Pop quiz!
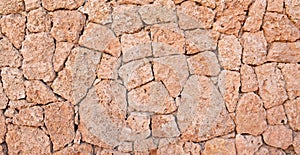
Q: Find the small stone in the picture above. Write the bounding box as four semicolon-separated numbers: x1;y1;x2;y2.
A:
218;35;242;71
79;23;121;57
52;47;101;105
138;3;177;25
243;0;266;32
0;110;6;143
285;0;300;29
53;42;74;72
202;138;236;155
0;0;24;14
284;98;300;130
8;100;36;110
24;0;41;11
0;37;22;68
185;29;218;54
9;106;44;127
177;75;234;142
79;0;112;24
177;1;215;29
118;59;153;90
152;115;179;138
218;70;240;113
133;137;157;152
262;125;293;149
118;0;154;5
42;0;84;11
27;8;51;33
118;142;133;153
121;30;152;62
236;93;267;135
263;12;300;43
254;145;285;155
120;112;150;141
51;10;85;43
267;41;300;63
280;64;300;99
255;63;288;109
240;64;259;92
183;142;201;155
0;82;8;109
191;0;215;8
53;143;94;155
266;105;287;125
1;67;25;100
44;102;75;151
241;31;267;65
294;132;300;154
153;55;189;97
1;14;26;49
112;5;143;36
25;80;58;104
21;32;55;82
150;23;185;56
187;51;220;76
97;54;121;80
157;141;185;155
6;125;51;154
235;134;262;155
267;0;283;12
128;81;176;114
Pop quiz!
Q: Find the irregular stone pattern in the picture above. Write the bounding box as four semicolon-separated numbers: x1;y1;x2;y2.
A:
0;1;299;154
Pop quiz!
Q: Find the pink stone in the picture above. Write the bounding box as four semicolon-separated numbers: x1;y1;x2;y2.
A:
53;42;74;72
0;111;6;143
187;51;220;76
0;0;24;14
235;134;263;155
294;132;300;154
79;0;112;24
97;54;121;80
280;63;300;99
185;29;218;54
27;8;51;33
243;0;266;32
0;81;8;109
284;98;300;130
7;106;44;127
0;37;22;68
42;0;84;11
267;41;300;63
152;115;180;138
262;125;293;149
202;138;236;155
1;67;25;100
266;105;287;125
267;0;283;13
240;64;259;92
25;80;58;104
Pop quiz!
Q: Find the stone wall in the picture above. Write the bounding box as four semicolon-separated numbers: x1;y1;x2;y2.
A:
0;0;300;154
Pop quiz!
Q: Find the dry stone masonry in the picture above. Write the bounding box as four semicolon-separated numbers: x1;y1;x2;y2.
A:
0;0;300;154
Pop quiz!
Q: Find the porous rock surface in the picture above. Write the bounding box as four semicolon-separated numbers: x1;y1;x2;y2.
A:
0;0;299;154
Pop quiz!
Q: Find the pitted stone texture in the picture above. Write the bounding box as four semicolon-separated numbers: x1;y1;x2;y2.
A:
27;8;51;33
79;81;126;148
0;82;8;109
51;10;85;43
187;51;220;76
263;12;300;43
235;134;263;155
0;37;22;68
191;0;216;8
254;145;286;155
52;47;101;105
241;31;267;65
121;31;152;62
0;111;6;143
54;143;94;155
267;0;283;12
157;141;201;155
120;112;150;141
150;23;185;56
42;0;84;11
153;55;189;97
24;0;41;11
280;64;300;99
177;1;215;29
185;29;218;54
284;98;300;130
0;0;24;14
133;137;157;152
152;115;180;138
202;138;236;155
112;5;143;36
21;32;55;82
267;41;300;63
53;42;74;72
218;70;240;113
243;0;266;32
1;14;26;49
218;35;242;71
1;67;25;100
6;125;51;154
8;100;36;110
266;105;287;125
255;63;288;109
139;3;176;25
6;106;44;127
286;0;300;29
177;75;234;142
128;82;176;114
79;0;112;24
262;125;293;149
240;64;259;92
236;93;267;135
119;59;153;90
118;0;154;5
44;102;75;151
97;54;121;80
25;80;58;104
294;132;300;154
